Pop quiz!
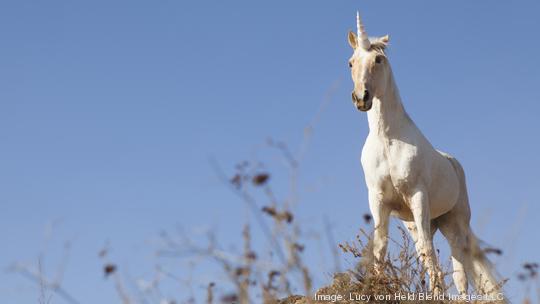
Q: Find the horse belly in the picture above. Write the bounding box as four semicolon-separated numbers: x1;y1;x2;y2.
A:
427;156;460;219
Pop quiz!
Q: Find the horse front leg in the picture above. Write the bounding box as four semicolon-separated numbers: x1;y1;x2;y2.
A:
368;191;391;272
410;188;443;295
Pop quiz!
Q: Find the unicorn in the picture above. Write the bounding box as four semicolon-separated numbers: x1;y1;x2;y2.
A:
348;12;503;298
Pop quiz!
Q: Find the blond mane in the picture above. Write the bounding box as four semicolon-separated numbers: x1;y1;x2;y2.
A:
369;37;388;54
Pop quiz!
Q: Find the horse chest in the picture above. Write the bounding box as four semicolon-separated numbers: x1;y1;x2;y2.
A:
361;137;421;196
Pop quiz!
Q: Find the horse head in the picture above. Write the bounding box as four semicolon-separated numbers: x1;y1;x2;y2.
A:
348;12;391;112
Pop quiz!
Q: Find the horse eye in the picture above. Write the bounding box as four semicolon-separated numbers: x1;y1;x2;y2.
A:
375;56;383;64
348;62;353;68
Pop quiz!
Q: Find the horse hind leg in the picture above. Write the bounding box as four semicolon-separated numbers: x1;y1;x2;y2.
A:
438;213;502;299
440;155;504;299
451;256;468;295
437;216;469;295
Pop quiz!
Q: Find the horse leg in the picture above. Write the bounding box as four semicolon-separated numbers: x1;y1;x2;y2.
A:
403;220;442;290
438;216;502;299
368;191;391;271
436;214;469;296
409;188;443;295
402;220;419;244
435;165;502;298
402;220;438;244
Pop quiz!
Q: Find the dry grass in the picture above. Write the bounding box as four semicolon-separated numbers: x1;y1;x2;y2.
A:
163;155;512;304
9;145;539;304
9;144;539;304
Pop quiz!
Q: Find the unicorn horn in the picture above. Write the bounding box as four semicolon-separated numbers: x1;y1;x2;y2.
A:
356;11;370;50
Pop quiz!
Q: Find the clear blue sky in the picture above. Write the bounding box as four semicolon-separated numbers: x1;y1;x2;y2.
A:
1;0;539;302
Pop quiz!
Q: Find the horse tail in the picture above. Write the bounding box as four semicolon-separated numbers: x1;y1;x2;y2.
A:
466;231;504;298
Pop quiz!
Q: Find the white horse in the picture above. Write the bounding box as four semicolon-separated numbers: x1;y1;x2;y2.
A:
348;12;503;298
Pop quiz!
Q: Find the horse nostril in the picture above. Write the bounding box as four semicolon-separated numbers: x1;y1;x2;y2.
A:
352;91;358;102
363;90;370;102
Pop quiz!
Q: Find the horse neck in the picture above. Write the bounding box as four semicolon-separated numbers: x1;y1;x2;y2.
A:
367;69;410;137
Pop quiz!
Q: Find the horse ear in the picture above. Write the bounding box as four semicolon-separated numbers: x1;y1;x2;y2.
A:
348;31;358;49
371;35;390;50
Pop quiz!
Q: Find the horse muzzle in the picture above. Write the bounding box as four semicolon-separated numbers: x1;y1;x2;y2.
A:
352;90;372;112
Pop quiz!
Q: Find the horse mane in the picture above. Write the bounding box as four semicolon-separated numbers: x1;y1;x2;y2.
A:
369;37;388;54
